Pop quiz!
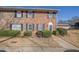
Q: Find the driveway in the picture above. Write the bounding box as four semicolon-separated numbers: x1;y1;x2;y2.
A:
53;35;79;49
0;36;79;52
0;37;64;52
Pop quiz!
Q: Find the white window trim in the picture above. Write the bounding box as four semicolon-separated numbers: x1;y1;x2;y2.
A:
28;24;34;31
27;11;34;18
48;22;53;31
37;24;44;31
11;24;22;30
16;11;22;18
48;12;53;20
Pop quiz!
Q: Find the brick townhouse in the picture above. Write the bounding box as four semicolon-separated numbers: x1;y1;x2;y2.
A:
0;8;58;33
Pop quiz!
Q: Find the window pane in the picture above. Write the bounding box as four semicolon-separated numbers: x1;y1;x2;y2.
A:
28;24;33;31
27;11;34;18
48;12;53;20
12;24;21;30
16;11;22;17
38;24;44;31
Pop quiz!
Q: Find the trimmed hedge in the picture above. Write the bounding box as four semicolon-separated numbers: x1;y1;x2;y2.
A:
42;30;52;38
56;28;67;36
36;30;52;38
24;31;32;37
0;30;20;36
52;28;67;36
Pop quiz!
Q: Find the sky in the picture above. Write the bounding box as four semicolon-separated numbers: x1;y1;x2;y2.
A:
0;6;79;22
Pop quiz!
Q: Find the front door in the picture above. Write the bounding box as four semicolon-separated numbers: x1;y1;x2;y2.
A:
48;22;53;31
49;25;53;31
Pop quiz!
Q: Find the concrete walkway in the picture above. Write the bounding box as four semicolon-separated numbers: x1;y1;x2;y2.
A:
53;35;79;49
0;36;79;52
0;47;66;52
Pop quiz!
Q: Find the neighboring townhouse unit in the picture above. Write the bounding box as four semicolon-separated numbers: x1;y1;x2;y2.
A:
57;24;70;29
0;8;58;33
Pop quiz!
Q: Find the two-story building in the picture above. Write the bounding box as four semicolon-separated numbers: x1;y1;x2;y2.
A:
0;8;58;33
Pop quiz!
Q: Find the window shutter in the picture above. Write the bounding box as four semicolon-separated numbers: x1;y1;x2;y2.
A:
10;24;12;30
36;24;38;31
32;24;34;30
21;24;23;31
32;11;34;18
26;24;28;30
43;24;45;30
15;11;17;18
47;12;49;19
21;11;23;17
26;11;28;18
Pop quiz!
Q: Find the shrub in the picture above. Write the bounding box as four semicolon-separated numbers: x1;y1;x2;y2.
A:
36;31;43;37
42;30;52;38
24;31;32;37
52;31;57;35
0;30;20;36
52;30;60;35
56;28;67;36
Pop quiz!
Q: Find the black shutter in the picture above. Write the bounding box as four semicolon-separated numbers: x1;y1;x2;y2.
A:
32;11;34;18
43;24;45;30
32;24;34;30
15;11;17;18
26;11;28;18
21;24;23;31
47;12;49;19
37;24;38;31
26;24;28;30
21;11;23;17
10;24;12;30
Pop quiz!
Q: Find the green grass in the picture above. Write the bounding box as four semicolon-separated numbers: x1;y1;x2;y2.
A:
0;30;20;36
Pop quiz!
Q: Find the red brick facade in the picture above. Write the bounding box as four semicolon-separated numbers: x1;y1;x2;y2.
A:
0;8;58;32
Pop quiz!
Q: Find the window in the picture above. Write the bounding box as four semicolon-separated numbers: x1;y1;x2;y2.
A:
11;24;22;30
27;11;34;18
15;11;22;18
28;24;34;31
48;12;53;20
37;24;44;31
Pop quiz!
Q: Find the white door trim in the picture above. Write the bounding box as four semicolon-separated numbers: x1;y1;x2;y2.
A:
48;22;53;31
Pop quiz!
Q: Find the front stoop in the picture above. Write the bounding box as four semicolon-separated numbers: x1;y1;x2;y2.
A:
32;31;37;37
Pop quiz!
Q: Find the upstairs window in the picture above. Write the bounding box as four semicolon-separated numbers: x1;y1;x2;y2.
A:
27;11;34;18
48;12;53;20
15;11;23;18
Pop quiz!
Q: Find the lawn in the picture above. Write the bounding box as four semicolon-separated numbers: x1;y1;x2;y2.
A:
60;29;79;48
